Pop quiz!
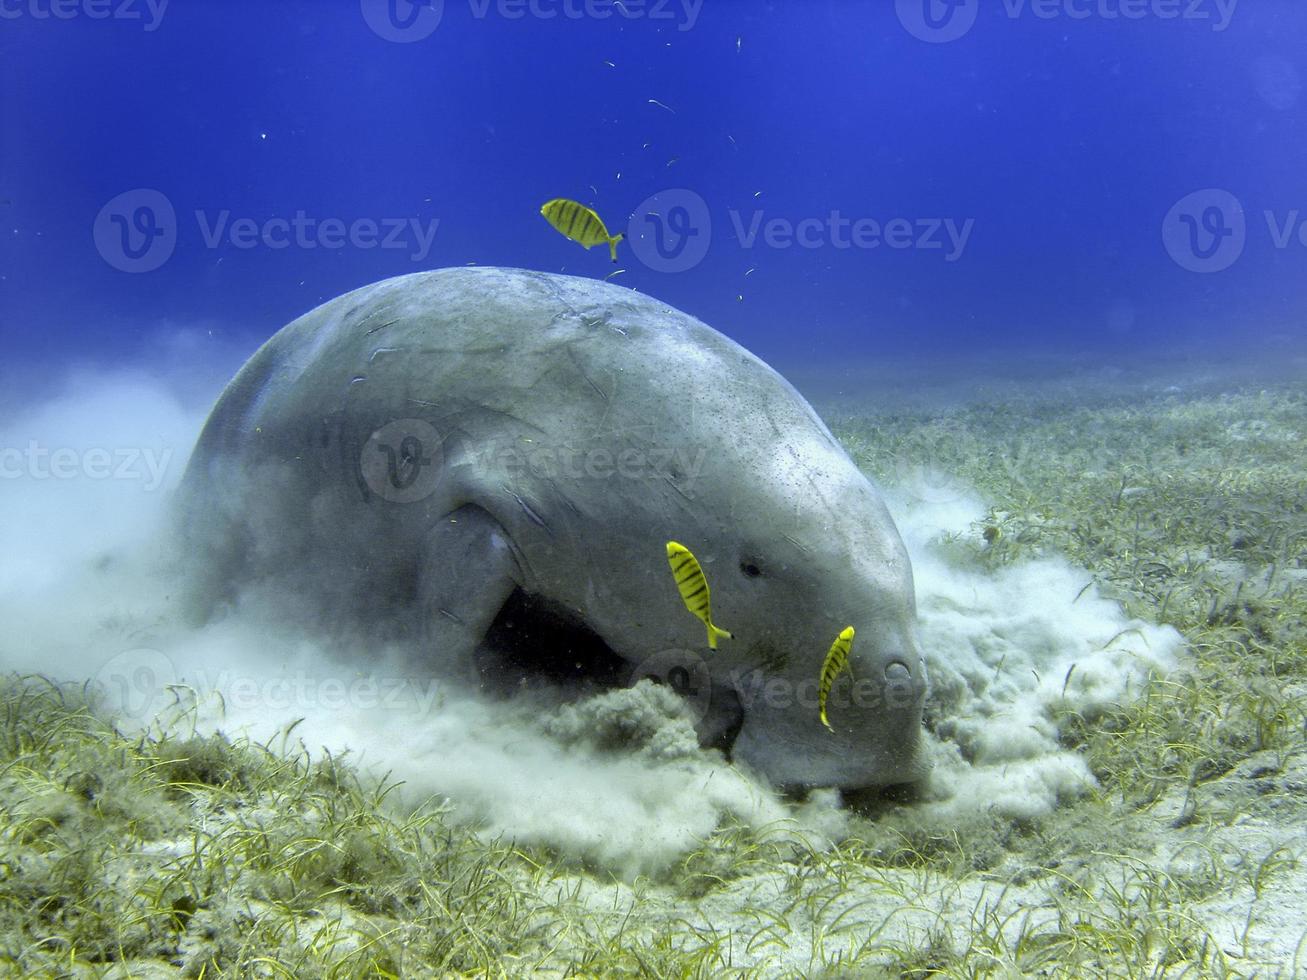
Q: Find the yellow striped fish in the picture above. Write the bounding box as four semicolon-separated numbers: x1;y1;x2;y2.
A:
665;541;733;649
540;198;624;262
818;626;855;731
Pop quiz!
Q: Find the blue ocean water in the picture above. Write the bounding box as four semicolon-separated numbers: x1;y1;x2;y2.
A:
4;10;1307;972
1;0;1304;377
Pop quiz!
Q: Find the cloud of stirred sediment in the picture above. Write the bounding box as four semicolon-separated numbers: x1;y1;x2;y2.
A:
0;360;1180;875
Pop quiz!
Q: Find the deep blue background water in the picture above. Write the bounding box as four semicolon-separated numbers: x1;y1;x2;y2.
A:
2;0;1304;380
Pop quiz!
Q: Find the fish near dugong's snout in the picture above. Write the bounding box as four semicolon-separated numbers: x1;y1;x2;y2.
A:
661;469;929;790
728;569;930;790
177;266;929;791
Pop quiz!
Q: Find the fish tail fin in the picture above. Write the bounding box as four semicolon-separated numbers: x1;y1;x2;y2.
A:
706;623;733;649
608;233;623;263
820;708;833;732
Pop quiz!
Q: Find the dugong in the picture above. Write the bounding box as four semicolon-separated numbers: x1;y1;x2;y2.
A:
178;267;927;789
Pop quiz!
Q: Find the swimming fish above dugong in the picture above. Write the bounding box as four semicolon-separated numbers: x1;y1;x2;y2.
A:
177;267;928;789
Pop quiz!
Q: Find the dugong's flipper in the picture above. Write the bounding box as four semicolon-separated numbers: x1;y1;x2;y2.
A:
417;505;521;685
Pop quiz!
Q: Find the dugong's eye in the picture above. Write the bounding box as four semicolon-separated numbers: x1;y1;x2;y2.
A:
739;559;763;578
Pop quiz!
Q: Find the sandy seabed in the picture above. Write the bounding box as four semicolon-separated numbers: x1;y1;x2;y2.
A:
1;348;1305;977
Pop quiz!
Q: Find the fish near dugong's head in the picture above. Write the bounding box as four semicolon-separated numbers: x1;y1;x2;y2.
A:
705;441;930;794
611;391;929;792
723;472;927;791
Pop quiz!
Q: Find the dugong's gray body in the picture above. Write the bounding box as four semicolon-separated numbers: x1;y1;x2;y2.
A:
180;267;927;789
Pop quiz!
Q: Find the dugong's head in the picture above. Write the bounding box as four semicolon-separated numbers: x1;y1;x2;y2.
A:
551;332;928;791
714;457;928;790
660;427;928;792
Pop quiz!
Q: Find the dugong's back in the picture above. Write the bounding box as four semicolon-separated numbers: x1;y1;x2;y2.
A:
178;266;840;623
186;266;816;463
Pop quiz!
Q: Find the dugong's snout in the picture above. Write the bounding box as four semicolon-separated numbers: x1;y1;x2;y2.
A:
729;642;929;791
